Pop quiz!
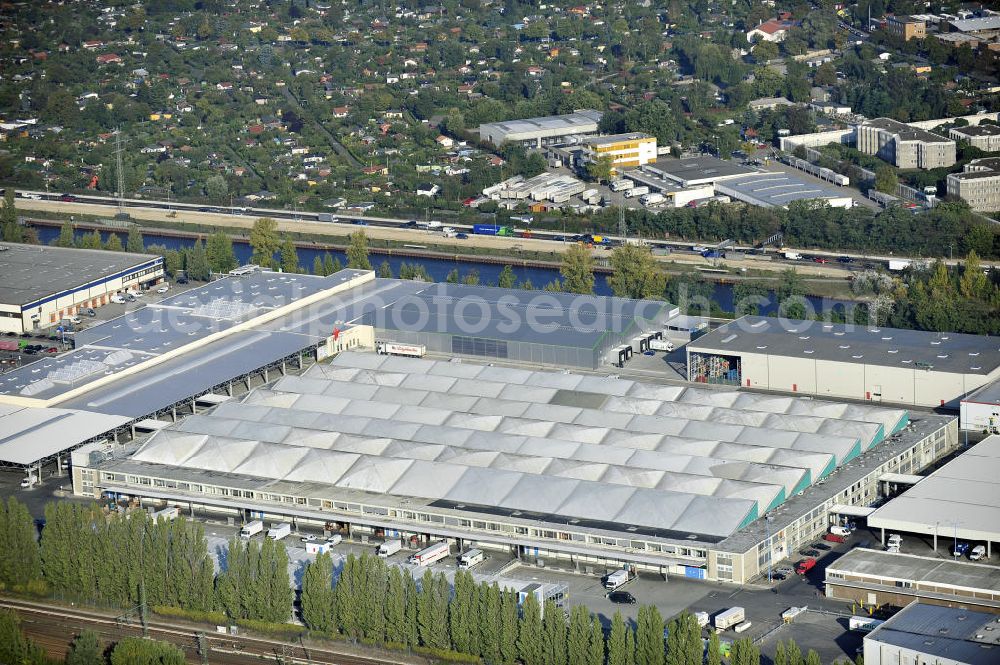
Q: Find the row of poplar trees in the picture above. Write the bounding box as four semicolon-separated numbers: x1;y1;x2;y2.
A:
300;552;760;665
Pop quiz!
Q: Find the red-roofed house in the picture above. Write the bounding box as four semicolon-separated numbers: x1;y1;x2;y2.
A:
95;53;123;65
746;19;798;43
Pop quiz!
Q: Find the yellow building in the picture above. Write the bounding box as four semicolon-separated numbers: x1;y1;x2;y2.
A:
582;133;657;173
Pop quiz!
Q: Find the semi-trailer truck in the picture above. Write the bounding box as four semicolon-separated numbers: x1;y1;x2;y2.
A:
610;179;633;192
409;540;450;566
714;607;746;630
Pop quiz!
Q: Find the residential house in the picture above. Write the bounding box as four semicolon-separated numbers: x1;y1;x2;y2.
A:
416;183;440;197
746;19;798;43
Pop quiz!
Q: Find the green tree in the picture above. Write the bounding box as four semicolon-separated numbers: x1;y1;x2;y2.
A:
730;638;760;665
874;164;898;194
568;605;591;665
217;537;292;623
110;637;185;665
336;554;362;638
324;254;339;276
666;612;702;665
517;593;543;665
66;630;104;665
279;236;299;273
377;260;393;278
104;233;123;252
498;265;516;289
313;255;324;275
346;230;371;270
206;232;237;273
185;241;211;281
56;220;76;247
0;610;47;665
445;268;460;283
706;630;721;665
635;605;664;665
608;611;631;665
609;245;666;299
560;243;595;294
126;226;144;253
479;583;502;663
542;598;567;665
777;269;807;319
1;188;23;242
0;496;41;589
385;565;407;644
588;615;604;665
960;250;989;300
462;269;480;286
403;570;419;647
805;650;822;665
301;552;336;633
499;588;519;664
250;217;280;269
417;568;448;649
786;639;803;665
206;174;228;202
80;230;103;250
163;249;182;277
586;155;615;183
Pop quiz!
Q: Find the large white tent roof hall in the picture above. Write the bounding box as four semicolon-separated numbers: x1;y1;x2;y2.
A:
128;351;914;542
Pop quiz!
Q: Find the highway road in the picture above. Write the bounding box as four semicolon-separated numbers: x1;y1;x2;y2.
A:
8;189;997;272
1;596;424;665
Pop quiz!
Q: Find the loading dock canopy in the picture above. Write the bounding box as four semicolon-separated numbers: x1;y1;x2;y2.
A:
0;405;128;466
829;504;876;518
879;473;923;484
868;435;1000;545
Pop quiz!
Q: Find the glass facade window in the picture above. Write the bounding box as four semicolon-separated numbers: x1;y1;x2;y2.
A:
452;336;509;358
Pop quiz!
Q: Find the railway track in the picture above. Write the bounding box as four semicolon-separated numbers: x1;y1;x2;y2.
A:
1;596;424;665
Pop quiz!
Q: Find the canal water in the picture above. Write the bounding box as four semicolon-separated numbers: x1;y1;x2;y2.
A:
35;227;852;316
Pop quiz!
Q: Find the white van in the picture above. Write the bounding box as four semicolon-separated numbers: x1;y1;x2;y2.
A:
110;294;127;304
887;534;902;545
830;525;851;537
970;545;987;561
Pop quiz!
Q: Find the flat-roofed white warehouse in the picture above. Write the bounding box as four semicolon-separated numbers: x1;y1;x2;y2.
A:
867;434;1000;557
75;350;948;584
687;316;1000;408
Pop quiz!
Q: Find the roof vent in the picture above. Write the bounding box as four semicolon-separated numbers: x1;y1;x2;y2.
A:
971;366;982;371
869;328;881;333
804;350;814;354
931;341;941;345
721;334;737;343
798;336;810;340
756;345;767;350
839;345;850;349
969;352;980;357
888;349;898;354
937;354;949;359
834;332;845;336
852;354;863;359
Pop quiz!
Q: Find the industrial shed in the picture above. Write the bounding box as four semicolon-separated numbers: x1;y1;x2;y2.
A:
364;283;679;369
75;351;947;583
867;435;1000;558
687;316;1000;408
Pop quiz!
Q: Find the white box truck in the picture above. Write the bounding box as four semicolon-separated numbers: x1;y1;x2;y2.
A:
603;568;634;590
267;522;292;540
849;616;885;633
783;251;802;260
640;192;665;206
377;540;403;558
240;520;264;539
888;259;911;271
305;541;333;555
610;179;633;192
625;186;650;198
694;611;710;628
457;548;486;570
714;607;746;630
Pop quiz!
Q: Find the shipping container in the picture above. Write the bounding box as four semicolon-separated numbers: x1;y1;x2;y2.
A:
849;616;885;633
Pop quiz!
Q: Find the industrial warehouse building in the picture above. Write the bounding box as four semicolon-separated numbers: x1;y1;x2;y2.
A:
826;548;1000;614
961;382;1000;433
0;242;164;334
866;435;1000;559
687;316;1000;408
70;349;956;585
864;603;1000;665
714;173;855;209
477;110;603;148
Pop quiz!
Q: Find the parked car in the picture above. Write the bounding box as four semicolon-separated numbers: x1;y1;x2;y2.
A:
837;256;854;264
300;534;318;543
83;308;96;317
175;277;189;284
970;545;987;561
770;572;787;581
607;591;637;604
824;533;846;544
455;233;469;239
813;257;829;264
800;548;820;557
45;347;58;353
60;193;78;202
156;284;170;294
775;565;795;576
813;543;832;551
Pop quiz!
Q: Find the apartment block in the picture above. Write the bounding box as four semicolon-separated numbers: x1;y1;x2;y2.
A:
947;158;1000;212
856;118;956;169
581;133;657;173
885;15;926;41
949;124;1000;152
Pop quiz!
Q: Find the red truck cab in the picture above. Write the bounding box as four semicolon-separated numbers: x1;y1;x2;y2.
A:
795;558;816;575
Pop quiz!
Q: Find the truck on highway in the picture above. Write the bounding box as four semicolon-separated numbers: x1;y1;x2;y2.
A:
624;186;650;198
267;522;292;541
417;220;442;229
377;539;403;558
714;607;746;631
317;213;339;222
784;251;803;260
240;520;264;539
409;540;450;566
639;192;665;206
849;616;885;633
610;179;633;192
472;224;515;237
457;548;486;570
